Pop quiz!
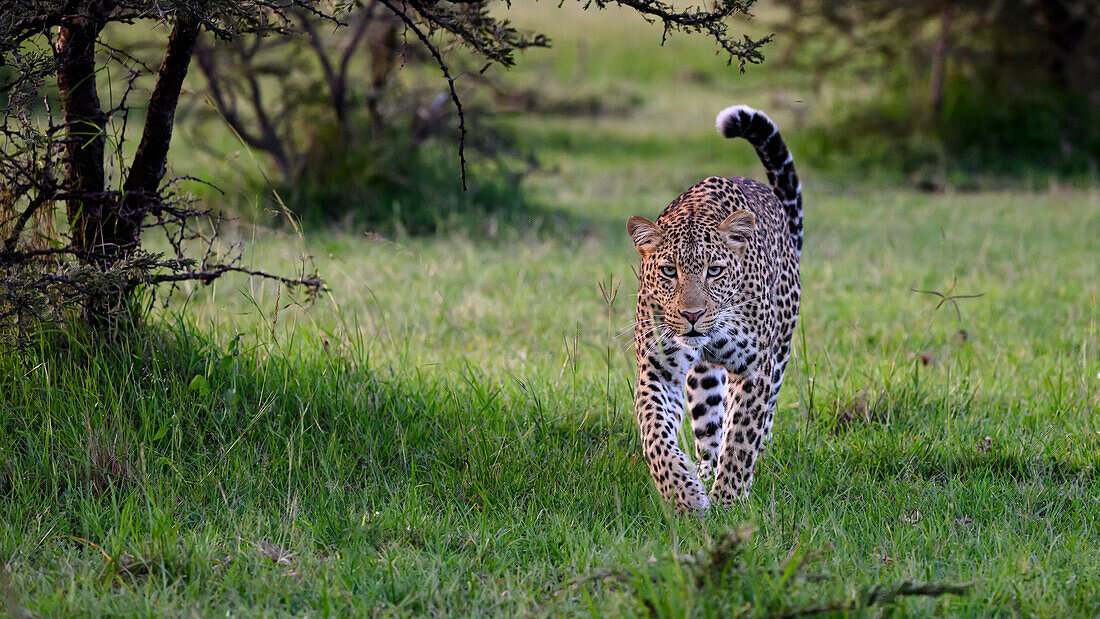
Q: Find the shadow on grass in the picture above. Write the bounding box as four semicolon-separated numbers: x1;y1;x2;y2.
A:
846;449;1098;487
6;324;1095;520
0;321;654;529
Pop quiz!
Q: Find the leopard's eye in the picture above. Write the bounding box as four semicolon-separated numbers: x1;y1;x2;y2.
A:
707;265;725;277
659;265;678;278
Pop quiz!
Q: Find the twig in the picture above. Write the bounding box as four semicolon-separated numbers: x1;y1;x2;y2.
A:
911;279;984;321
66;535;113;562
779;580;976;617
2;191;52;253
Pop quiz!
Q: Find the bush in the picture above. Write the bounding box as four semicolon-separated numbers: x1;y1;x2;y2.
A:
263;117;531;235
798;77;1099;189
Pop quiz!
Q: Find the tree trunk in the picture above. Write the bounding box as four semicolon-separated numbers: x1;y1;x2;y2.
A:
122;15;202;229
1034;0;1089;90
56;4;202;325
366;13;399;140
55;1;114;263
55;1;125;323
928;0;953;119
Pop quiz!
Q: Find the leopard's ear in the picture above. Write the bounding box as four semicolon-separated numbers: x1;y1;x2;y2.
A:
717;210;755;256
627;216;663;256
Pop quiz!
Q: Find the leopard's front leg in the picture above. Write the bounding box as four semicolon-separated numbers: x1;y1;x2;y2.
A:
633;330;708;513
709;367;775;506
685;363;727;483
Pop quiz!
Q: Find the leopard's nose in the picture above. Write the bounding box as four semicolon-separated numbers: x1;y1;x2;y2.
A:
680;309;705;324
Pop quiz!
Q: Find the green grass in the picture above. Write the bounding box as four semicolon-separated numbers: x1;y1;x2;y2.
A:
3;3;1100;616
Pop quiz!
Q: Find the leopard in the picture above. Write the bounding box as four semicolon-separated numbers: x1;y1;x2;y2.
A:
626;104;802;512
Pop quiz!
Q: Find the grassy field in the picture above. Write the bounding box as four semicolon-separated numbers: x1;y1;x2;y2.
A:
3;3;1100;616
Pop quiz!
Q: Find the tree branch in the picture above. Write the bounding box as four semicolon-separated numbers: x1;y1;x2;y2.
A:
377;0;469;190
2;191;53;254
145;264;324;291
193;41;264;149
338;3;377;85
193;39;290;175
124;14;202;217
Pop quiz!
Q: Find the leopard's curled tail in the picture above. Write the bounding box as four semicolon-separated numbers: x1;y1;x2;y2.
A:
716;105;803;256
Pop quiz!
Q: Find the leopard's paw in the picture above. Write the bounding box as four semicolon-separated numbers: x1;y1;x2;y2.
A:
675;485;711;514
708;484;749;508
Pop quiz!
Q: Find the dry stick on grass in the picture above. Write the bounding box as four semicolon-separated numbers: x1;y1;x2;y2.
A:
779;579;978;617
911;279;985;321
564;526;974;615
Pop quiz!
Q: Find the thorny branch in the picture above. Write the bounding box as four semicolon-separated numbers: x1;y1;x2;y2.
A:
599;0;771;70
2;3;327;339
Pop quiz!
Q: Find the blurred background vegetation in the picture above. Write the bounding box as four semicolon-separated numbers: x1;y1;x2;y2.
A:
170;0;1098;234
773;0;1099;188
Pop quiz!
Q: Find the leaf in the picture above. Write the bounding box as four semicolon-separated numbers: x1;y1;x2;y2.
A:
228;333;242;356
189;374;210;395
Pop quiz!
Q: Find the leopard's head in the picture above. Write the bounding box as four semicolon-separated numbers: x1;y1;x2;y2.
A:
627;209;755;348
